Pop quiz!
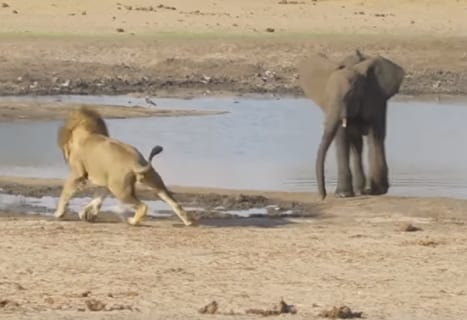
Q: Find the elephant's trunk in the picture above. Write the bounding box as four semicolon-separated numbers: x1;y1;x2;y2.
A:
316;120;340;200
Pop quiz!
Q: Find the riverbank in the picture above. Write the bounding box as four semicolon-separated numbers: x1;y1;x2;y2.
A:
0;0;466;98
0;176;466;319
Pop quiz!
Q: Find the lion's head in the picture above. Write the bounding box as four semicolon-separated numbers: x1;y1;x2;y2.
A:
58;106;109;161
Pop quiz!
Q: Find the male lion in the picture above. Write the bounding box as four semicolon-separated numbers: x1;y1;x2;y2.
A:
54;106;196;226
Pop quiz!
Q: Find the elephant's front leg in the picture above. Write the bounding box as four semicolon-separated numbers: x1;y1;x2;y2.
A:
365;122;389;195
349;129;366;195
334;126;354;197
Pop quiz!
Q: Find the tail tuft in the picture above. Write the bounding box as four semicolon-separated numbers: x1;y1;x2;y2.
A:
148;145;164;162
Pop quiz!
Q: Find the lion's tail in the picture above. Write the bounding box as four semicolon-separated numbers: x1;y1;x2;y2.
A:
134;145;164;175
148;145;164;163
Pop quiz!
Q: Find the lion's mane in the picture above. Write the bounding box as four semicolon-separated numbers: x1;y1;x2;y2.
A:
58;106;109;158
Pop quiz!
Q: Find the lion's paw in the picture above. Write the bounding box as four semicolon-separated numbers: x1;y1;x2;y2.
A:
184;219;198;227
54;210;65;219
78;207;98;222
127;217;139;226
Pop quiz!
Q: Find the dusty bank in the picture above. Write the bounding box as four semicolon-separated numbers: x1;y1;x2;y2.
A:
0;0;466;98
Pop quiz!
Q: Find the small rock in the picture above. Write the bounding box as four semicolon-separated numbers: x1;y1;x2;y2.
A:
1;2;9;8
107;304;134;311
0;299;19;308
12;9;18;14
319;305;363;318
44;297;54;304
246;299;297;316
417;239;439;247
265;27;275;33
85;299;106;312
275;299;297;314
399;223;422;232
199;300;218;314
116;27;125;32
81;11;86;15
201;74;211;84
81;290;91;297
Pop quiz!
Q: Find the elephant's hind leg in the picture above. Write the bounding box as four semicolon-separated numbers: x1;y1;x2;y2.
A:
334;127;355;198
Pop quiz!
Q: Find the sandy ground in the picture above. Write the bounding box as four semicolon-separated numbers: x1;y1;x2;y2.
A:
0;0;466;97
0;177;467;319
1;1;467;319
0;99;226;121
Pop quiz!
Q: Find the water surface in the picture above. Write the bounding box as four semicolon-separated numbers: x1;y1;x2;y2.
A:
0;95;466;199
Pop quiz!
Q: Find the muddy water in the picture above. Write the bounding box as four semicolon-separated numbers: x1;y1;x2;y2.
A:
0;192;283;218
0;95;466;199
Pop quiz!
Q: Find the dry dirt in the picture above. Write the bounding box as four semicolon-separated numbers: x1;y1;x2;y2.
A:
0;0;466;98
0;177;467;319
1;1;467;319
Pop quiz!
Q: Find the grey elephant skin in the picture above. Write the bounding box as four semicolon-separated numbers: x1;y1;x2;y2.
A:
298;50;405;199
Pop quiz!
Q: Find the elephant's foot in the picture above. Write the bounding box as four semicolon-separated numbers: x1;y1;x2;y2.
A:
353;190;364;196
363;184;389;196
334;188;355;198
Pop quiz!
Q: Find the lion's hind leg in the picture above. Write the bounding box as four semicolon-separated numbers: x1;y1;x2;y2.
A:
109;176;148;226
157;190;196;226
139;169;196;226
78;193;106;222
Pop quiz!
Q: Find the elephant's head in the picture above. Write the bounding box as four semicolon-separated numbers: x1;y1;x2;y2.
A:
353;55;406;99
298;50;405;199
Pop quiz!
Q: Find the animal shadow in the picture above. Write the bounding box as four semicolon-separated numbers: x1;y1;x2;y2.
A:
194;216;298;228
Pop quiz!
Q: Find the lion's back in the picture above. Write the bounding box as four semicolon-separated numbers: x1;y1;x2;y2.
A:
82;135;147;173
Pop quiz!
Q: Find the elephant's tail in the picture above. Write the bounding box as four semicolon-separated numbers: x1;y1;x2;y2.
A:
316;118;340;200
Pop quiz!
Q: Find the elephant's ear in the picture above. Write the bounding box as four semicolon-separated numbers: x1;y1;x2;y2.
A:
354;55;405;99
298;53;339;108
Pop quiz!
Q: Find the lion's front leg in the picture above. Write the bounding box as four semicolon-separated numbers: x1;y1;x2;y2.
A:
54;175;86;219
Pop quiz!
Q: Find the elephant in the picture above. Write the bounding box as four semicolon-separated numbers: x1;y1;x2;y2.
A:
298;49;405;199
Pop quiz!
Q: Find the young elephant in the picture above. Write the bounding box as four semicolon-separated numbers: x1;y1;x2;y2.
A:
55;106;196;226
298;50;405;199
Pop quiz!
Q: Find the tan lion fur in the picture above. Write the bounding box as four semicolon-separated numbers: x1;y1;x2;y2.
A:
54;106;195;226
